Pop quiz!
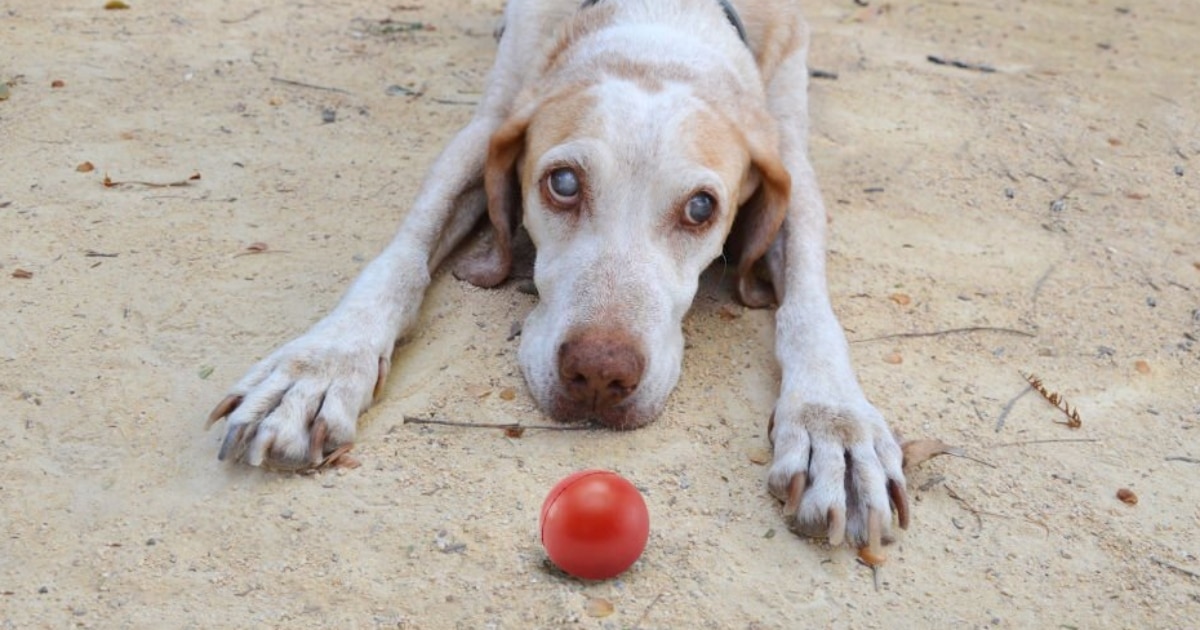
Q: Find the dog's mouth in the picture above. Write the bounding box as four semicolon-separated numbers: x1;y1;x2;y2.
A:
546;393;660;431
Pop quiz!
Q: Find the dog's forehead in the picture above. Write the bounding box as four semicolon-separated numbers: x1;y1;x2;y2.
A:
528;77;747;182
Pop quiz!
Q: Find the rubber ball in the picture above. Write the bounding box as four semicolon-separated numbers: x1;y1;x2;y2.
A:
539;469;650;580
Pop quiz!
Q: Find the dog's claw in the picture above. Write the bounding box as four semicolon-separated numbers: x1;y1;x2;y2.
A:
217;423;246;461
246;433;275;467
308;418;329;465
783;472;805;515
865;507;883;558
373;356;391;402
206;394;242;429
827;507;847;547
888;477;910;530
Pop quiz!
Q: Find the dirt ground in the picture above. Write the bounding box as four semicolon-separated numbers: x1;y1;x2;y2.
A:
2;0;1198;627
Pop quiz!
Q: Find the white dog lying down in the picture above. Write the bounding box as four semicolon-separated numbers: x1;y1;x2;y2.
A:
207;0;909;554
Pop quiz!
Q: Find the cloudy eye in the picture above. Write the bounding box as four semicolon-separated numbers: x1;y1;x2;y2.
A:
546;167;581;207
682;191;716;226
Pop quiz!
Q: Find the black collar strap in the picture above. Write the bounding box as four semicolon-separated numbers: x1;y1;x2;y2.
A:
580;0;749;45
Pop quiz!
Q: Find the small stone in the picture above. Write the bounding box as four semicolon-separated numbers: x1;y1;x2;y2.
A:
1134;360;1150;374
883;352;903;365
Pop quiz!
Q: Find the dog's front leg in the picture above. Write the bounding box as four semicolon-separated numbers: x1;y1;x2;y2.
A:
764;43;909;555
206;115;500;468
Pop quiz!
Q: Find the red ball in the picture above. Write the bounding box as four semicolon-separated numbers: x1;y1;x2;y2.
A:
539;469;650;580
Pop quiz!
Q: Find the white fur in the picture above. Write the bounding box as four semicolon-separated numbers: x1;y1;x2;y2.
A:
211;0;908;550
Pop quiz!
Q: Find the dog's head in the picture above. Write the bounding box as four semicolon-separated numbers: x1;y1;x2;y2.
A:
457;16;790;429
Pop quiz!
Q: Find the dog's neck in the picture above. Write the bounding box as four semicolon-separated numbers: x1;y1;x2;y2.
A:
580;0;748;45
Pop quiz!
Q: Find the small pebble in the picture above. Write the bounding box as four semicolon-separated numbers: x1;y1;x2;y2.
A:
321;108;336;123
1175;165;1184;177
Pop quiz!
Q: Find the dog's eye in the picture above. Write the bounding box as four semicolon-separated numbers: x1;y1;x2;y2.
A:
546;167;581;206
682;192;716;226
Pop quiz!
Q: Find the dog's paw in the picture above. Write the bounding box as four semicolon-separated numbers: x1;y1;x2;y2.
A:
767;401;909;555
206;327;390;469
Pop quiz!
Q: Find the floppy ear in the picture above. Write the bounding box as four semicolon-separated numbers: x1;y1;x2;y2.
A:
730;139;791;308
453;114;529;288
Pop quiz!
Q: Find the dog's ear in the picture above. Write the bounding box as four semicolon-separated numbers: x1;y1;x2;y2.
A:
454;114;529;288
730;136;791;308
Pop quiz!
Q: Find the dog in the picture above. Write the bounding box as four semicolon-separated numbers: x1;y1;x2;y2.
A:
207;0;909;554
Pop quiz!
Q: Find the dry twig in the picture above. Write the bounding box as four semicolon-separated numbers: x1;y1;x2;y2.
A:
103;172;201;188
402;416;594;433
1150;557;1200;580
269;76;350;94
852;326;1035;344
994;387;1032;433
990;438;1099;448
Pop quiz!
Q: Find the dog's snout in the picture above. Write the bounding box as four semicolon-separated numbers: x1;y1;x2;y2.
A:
557;328;646;415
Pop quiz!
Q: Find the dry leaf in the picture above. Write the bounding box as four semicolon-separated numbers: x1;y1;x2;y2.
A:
499;387;517;401
12;269;33;279
245;242;269;252
1134;360;1150;374
76;161;94;173
889;292;912;306
104;0;130;9
465;384;492;399
901;439;963;470
858;545;886;567
1125;192;1148;200
746;447;772;465
1116;488;1138;505
320;444;361;470
503;426;525;438
51;79;65;88
882;352;903;365
585;597;614;618
329;453;361;469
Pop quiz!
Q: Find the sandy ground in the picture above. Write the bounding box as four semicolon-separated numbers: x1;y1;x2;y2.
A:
2;0;1198;627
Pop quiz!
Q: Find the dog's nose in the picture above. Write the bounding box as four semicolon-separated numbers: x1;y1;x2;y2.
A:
558;328;645;412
